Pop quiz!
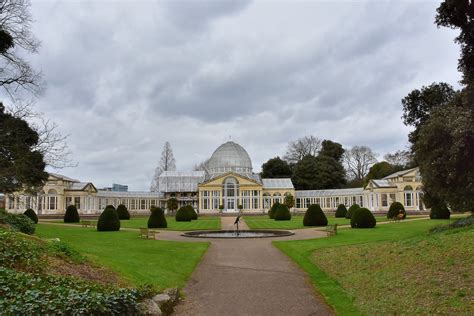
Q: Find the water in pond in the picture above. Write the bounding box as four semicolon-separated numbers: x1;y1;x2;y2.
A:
182;230;294;238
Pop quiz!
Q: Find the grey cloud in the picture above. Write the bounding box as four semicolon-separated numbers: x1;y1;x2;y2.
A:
3;0;460;190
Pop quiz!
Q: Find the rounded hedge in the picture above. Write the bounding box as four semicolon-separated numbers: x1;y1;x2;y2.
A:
351;207;376;228
274;204;291;221
23;208;38;224
175;206;192;222
335;204;347;218
303;204;328;226
148;206;167;228
97;205;120;231
116;204;130;220
430;203;451;219
185;205;198;220
345;203;360;219
64;205;80;223
387;202;406;219
268;202;280;219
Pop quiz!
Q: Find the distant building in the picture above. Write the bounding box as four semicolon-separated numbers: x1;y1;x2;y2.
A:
112;184;128;192
4;141;425;215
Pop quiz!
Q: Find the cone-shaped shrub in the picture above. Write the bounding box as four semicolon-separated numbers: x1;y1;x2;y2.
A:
64;205;80;223
345;203;360;219
335;204;347;218
175;206;192;222
387;202;406;219
268;202;280;219
303;204;328;226
97;205;120;231
148;206;167;228
430;203;451;219
274;204;291;221
116;204;130;220
185;205;198;220
23;208;38;224
351;207;376;228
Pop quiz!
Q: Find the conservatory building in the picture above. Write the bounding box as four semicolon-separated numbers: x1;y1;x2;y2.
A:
5;141;425;215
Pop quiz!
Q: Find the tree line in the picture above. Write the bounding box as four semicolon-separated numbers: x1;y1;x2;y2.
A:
261;135;413;190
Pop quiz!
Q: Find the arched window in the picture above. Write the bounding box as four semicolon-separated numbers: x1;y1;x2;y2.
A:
222;177;239;211
273;192;282;204
404;186;414;207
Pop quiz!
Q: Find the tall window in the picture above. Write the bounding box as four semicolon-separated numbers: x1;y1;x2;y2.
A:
381;194;388;207
252;190;259;209
202;191;210;210
74;197;81;210
212;191;220;209
48;190;58;210
404;186;414;207
263;194;271;209
8;196;14;209
273;193;282;204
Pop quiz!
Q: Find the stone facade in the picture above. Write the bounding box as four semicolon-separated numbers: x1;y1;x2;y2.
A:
5;142;424;215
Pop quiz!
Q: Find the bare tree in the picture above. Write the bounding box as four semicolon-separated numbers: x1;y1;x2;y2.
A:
193;158;210;172
0;0;44;98
344;146;378;181
6;99;74;168
384;150;412;167
284;135;321;164
150;141;176;192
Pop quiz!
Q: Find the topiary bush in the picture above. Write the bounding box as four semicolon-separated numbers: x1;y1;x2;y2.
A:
116;204;130;220
335;204;347;218
346;203;360;219
268;202;280;219
64;205;80;223
351;207;376;228
185;205;198;220
303;204;328;226
148;207;167;228
430;203;451;219
175;206;192;222
274;204;291;221
97;205;120;231
23;209;38;224
387;202;406;219
0;210;35;235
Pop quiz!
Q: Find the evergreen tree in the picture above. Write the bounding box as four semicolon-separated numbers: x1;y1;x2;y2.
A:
261;157;292;178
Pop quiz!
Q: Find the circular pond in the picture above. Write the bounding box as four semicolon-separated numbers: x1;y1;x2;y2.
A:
182;230;294;239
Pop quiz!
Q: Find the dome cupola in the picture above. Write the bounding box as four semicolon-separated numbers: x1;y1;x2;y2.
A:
207;141;252;177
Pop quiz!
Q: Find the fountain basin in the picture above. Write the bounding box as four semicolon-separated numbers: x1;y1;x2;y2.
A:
182;230;294;239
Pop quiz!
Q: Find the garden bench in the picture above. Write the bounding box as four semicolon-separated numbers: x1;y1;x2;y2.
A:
81;220;93;227
139;227;159;239
390;213;404;223
326;224;338;236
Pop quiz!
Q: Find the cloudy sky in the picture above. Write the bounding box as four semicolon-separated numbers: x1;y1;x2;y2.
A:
18;0;462;190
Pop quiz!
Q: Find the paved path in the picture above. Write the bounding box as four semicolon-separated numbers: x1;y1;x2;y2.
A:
173;217;333;315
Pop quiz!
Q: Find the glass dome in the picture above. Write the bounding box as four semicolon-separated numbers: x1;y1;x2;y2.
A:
207;141;253;177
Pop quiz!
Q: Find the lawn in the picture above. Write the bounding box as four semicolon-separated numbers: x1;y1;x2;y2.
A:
274;218;467;315
36;223;209;289
48;216;221;231
244;215;395;230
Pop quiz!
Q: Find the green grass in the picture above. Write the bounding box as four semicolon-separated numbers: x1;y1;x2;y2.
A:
47;216;221;231
120;216;221;230
244;215;395;230
36;223;209;289
274;219;455;315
